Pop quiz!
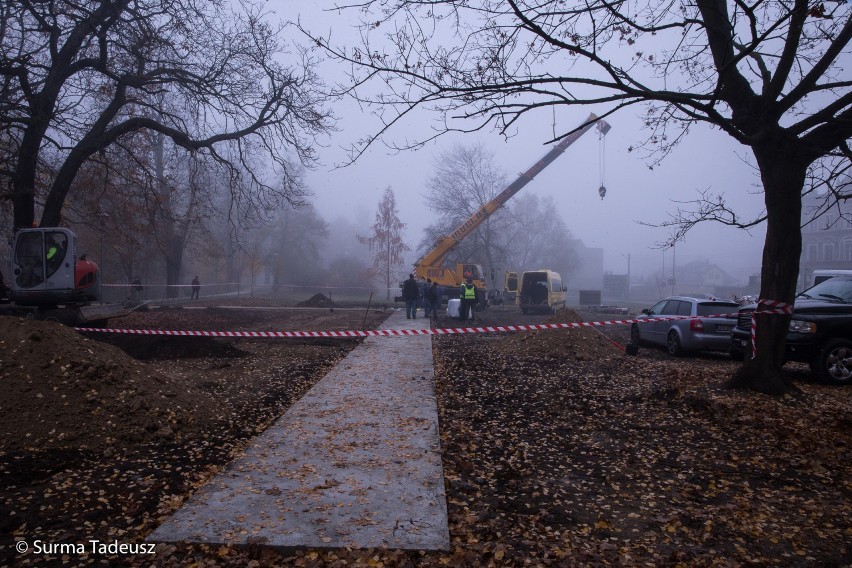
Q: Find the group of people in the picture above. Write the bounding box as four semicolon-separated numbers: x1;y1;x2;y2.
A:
401;274;442;320
402;273;480;322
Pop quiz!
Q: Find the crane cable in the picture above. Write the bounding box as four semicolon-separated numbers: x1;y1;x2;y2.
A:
598;125;607;200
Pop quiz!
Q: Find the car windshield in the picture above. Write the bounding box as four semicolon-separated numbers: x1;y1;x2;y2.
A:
696;303;739;316
799;277;852;303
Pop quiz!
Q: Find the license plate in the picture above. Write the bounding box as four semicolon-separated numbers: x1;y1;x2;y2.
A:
717;324;732;332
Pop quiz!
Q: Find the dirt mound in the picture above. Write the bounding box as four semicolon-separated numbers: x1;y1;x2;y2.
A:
0;315;224;452
496;308;624;360
297;293;337;308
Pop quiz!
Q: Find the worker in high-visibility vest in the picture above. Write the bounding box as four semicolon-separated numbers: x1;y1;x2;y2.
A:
458;275;478;322
45;236;66;276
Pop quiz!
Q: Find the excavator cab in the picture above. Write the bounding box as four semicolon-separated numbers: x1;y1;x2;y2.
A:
10;228;100;306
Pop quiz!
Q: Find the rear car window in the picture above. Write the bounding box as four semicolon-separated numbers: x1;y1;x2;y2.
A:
697;303;739;317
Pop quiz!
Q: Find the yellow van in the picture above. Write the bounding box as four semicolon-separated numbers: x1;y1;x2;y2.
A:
519;269;567;314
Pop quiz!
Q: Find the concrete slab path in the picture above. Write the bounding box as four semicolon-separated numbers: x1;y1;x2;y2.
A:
148;310;449;551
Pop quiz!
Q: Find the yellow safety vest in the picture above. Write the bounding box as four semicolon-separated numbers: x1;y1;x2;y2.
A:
461;284;476;300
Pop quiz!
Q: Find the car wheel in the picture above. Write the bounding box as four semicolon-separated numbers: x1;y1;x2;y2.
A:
813;339;852;385
630;324;642;346
666;330;683;356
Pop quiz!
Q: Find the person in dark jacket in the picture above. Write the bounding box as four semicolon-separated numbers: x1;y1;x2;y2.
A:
421;277;432;317
428;280;440;319
402;273;419;319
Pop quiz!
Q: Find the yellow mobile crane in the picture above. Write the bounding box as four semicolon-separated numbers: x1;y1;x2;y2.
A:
413;112;611;298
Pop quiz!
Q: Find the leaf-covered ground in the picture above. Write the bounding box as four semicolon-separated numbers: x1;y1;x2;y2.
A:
1;300;849;567
435;331;851;566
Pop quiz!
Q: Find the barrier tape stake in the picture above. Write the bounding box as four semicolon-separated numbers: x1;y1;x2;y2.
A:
750;299;794;359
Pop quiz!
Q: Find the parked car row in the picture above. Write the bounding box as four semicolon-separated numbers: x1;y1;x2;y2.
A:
631;275;852;386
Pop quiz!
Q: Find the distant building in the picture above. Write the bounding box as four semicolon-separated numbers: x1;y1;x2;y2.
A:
602;273;628;298
632;259;742;301
799;188;852;289
569;240;603;290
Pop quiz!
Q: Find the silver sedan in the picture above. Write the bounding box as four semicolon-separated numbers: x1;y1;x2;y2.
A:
630;296;740;356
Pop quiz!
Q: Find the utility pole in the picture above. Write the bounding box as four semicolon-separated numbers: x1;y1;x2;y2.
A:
671;245;676;296
622;252;631;299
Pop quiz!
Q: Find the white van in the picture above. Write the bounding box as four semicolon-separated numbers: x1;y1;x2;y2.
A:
518;269;566;314
812;269;852;285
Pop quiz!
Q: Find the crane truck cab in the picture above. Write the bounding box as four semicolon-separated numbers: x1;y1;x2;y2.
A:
519;269;567;314
422;263;486;297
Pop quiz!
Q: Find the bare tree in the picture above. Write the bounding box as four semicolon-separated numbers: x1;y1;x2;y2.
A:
504;194;578;279
268;204;330;287
305;0;851;394
0;0;332;230
419;143;512;284
359;187;410;300
62;149;160;288
324;216;374;289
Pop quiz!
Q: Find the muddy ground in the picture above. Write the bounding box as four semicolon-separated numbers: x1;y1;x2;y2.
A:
1;296;850;567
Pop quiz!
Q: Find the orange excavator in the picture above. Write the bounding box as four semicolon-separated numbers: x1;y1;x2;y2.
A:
1;227;126;325
413;112;611;298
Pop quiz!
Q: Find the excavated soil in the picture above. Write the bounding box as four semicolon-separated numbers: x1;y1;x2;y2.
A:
0;317;224;453
297;293;337;308
1;301;850;567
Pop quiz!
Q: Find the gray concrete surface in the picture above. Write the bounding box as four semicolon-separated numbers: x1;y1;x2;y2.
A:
148;310;449;550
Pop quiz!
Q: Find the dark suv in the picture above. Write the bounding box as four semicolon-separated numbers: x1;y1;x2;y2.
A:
730;276;852;385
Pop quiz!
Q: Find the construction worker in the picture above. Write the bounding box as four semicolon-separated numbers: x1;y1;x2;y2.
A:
45;235;66;276
420;277;432;317
459;275;478;322
402;273;420;318
428;280;441;319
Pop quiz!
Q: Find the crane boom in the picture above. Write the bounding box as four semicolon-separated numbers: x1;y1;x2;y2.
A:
415;113;610;285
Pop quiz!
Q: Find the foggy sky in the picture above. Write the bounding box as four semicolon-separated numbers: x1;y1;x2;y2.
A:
286;1;768;284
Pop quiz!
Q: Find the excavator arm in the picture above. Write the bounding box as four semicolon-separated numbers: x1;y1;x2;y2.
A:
415;112;610;276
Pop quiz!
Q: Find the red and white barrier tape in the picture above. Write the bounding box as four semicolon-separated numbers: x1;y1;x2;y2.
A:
750;298;794;359
75;313;738;338
102;282;235;288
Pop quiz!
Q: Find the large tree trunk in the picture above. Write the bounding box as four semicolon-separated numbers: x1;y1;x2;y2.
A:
728;141;807;394
13;111;49;229
165;239;185;299
152;132;186;299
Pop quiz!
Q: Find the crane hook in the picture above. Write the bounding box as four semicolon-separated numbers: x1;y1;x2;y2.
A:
597;122;608;200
